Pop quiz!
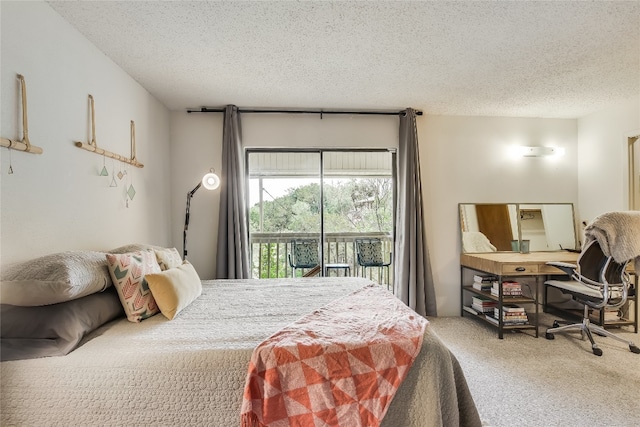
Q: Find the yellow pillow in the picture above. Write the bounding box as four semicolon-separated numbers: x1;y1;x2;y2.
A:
145;261;202;320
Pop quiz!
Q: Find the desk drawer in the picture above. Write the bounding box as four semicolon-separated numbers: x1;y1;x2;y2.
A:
540;264;570;275
502;264;539;275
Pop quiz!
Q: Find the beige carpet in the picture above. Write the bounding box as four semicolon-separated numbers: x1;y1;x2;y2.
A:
427;313;640;427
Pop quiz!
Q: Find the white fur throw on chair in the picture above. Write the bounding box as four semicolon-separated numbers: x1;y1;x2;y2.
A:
583;211;640;273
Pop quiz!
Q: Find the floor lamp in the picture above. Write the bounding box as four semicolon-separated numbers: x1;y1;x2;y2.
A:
183;169;220;259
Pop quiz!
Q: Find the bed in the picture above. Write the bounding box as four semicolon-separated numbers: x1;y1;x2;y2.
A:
1;276;480;426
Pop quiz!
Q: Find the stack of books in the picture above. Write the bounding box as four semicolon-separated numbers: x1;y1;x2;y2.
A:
491;304;529;325
471;295;497;314
491;280;522;297
472;274;498;292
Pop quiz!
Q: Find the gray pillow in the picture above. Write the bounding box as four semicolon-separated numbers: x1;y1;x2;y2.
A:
0;251;112;306
0;287;124;361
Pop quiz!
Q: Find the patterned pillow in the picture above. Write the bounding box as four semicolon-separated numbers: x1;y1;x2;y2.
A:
105;250;162;322
154;247;183;271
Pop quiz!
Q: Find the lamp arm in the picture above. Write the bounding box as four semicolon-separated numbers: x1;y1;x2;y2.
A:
183;182;202;259
188;182;203;198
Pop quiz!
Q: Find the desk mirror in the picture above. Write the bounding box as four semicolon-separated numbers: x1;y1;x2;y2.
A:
459;203;577;253
630;134;640;210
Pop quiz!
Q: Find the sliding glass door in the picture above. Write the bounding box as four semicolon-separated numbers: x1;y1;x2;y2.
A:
247;149;395;287
247;152;321;279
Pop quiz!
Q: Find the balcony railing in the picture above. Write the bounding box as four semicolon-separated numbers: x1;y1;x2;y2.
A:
250;232;394;290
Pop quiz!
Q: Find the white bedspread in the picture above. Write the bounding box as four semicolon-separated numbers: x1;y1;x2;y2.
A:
1;278;480;427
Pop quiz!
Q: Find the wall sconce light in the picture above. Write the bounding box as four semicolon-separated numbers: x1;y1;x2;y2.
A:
183;169;220;259
519;146;563;157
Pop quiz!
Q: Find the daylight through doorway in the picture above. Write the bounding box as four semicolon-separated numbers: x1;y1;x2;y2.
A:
246;150;395;288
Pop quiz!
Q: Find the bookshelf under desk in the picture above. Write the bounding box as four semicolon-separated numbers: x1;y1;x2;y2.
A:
460;251;579;339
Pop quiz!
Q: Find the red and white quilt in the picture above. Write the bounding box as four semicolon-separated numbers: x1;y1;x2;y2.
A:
240;284;428;427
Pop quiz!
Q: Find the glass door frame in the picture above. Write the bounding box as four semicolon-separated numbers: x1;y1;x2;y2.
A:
245;147;397;277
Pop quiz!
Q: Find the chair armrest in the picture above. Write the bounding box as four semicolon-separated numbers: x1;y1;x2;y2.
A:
546;261;576;276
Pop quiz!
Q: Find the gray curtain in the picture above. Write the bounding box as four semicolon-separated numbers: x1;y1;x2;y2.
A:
215;105;250;279
394;108;437;317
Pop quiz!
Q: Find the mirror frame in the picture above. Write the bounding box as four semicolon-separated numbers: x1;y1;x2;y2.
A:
629;133;640;210
459;202;578;253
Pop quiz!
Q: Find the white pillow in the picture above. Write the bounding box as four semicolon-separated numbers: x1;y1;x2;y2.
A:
154;247;183;271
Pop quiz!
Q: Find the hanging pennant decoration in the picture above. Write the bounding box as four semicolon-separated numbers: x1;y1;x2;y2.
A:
100;153;109;176
127;183;136;200
8;148;14;174
123;164;134;208
109;160;118;187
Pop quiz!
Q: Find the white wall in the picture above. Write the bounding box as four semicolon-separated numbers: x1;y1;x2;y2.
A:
0;2;172;265
577;98;640;225
241;113;398;149
169;112;223;279
419;115;578;315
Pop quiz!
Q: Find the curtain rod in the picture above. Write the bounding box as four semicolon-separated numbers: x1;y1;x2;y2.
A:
187;107;422;116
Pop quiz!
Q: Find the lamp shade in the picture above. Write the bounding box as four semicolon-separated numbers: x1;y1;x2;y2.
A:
202;171;220;190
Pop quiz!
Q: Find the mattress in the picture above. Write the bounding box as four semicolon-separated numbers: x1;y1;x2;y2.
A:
0;277;480;426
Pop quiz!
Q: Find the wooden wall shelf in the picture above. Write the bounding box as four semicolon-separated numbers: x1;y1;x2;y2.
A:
74;95;144;168
0;74;44;154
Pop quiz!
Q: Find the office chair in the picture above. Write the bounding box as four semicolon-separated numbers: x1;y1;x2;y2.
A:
288;239;319;277
355;238;393;286
544;239;640;356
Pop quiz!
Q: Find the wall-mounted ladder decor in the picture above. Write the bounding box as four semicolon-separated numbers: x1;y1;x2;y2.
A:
74;95;144;168
0;74;44;154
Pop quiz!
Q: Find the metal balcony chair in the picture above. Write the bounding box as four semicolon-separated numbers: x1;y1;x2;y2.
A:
355;238;392;286
288;239;319;277
544;239;640;356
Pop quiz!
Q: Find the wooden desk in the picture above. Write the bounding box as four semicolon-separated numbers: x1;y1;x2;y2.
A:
461;251;638;337
460;251;579;339
460;251;578;277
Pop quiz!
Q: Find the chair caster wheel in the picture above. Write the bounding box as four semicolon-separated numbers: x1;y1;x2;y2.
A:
630;344;640;354
592;347;603;356
545;332;554;340
552;321;560;328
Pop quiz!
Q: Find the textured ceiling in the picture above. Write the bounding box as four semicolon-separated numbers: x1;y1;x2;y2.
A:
47;1;640;118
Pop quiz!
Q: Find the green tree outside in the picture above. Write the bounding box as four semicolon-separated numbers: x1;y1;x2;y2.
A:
250;179;392;233
250;178;393;278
